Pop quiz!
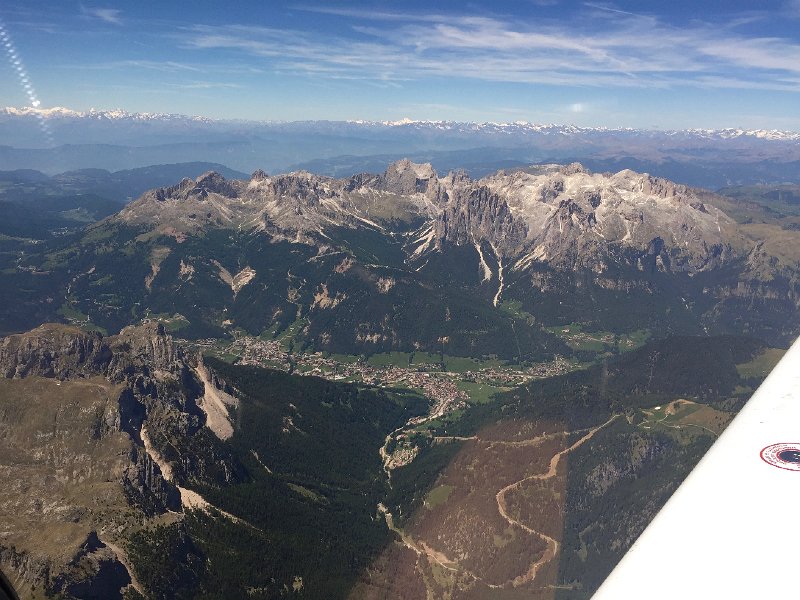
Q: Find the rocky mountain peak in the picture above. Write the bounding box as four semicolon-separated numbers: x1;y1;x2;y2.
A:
193;171;240;198
611;170;689;199
110;322;183;374
250;169;268;181
445;164;738;273
266;172;333;202
147;177;194;202
379;159;438;194
558;162;589;176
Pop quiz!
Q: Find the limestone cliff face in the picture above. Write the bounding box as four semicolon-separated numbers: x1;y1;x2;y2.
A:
376;158;438;195
0;322;236;599
0;324;107;379
0;322;183;382
434;185;528;255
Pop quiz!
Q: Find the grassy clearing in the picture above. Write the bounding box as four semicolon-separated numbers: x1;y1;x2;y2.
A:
0;233;40;243
367;352;412;367
679;405;733;436
442;354;506;373
492;528;518;549
498;299;536;322
56;300;107;334
640;400;699;426
144;312;190;332
546;323;610;352
638;399;733;439
456;381;510;404
325;353;360;364
424;484;454;509
413;408;467;434
618;329;651;351
58;301;89;323
276;316;309;352
412;352;442;366
286;483;328;504
741;224;800;268
547;323;650;354
259;323;282;339
736;347;786;379
201;343;241;364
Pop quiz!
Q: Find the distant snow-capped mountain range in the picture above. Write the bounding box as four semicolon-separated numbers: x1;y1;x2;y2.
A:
3;106;800;142
2;106;800;187
1;106;215;123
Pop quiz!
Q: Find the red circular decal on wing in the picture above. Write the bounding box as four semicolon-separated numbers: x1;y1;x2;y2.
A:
760;443;800;471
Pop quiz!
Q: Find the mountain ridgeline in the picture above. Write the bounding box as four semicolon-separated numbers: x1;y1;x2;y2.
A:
7;160;799;355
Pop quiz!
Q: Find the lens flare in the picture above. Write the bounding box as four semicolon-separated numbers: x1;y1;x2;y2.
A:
0;18;54;147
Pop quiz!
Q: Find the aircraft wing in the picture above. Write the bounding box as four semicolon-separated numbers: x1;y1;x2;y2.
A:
593;338;800;599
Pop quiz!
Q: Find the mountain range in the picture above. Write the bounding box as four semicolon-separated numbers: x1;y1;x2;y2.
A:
2;107;800;188
5;159;795;348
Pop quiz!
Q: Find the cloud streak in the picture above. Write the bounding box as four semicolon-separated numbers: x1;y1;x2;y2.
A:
80;6;123;25
178;8;800;93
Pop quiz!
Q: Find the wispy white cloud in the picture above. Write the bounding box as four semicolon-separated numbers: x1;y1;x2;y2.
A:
168;81;244;90
582;2;641;17
80;60;202;72
70;59;266;77
178;9;800;93
80;5;123;25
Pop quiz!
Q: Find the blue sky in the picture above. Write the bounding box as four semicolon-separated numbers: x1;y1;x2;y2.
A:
1;1;800;129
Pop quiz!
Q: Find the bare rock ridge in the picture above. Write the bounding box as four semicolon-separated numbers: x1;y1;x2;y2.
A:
434;185;528;254
0;323;239;598
0;323;179;381
119;160;743;277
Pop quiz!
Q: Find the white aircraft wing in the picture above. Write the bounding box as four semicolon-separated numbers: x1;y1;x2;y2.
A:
593;337;800;600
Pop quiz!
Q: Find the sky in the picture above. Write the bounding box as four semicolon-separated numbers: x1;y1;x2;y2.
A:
1;1;800;129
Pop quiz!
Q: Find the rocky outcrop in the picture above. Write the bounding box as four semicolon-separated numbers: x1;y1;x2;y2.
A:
0;322;185;383
434;185;528;255
0;547;48;598
123;444;182;515
0;322;241;598
0;324;108;380
376;159;438;195
106;323;184;381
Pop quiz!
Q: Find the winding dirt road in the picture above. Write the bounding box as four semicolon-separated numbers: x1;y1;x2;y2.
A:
494;415;618;587
378;415;619;593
